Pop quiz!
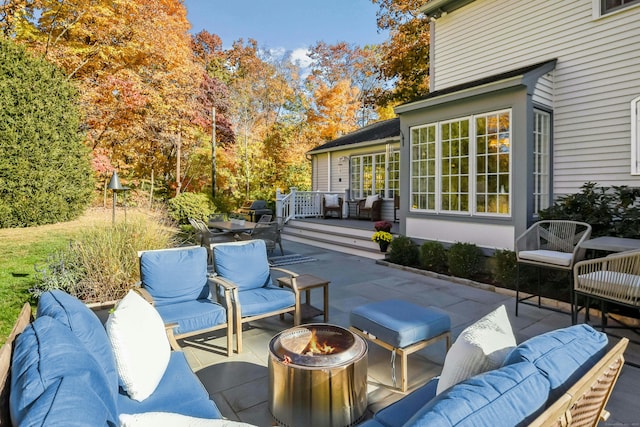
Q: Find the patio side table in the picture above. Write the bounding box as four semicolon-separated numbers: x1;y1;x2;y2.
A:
277;274;330;323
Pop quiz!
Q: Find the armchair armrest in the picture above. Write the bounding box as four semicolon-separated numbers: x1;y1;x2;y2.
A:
132;285;155;306
164;322;181;351
270;266;299;277
208;275;237;308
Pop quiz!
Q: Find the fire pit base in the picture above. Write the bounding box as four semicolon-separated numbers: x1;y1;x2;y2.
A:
268;324;368;427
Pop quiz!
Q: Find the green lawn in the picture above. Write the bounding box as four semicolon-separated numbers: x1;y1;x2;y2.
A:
0;209;111;345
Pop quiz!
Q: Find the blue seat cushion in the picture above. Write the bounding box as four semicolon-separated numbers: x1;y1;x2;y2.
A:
155;299;227;336
20;376;118;427
404;362;550;427
236;286;295;317
350;300;451;348
117;351;221;419
213;240;271;291
36;290;118;395
140;247;209;306
10;316;118;426
502;324;607;400
373;377;439;427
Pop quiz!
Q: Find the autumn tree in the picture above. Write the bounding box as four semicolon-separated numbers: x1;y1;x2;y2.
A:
372;0;430;105
7;0;213;196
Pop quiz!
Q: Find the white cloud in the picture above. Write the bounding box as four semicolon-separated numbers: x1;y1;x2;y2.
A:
290;48;312;69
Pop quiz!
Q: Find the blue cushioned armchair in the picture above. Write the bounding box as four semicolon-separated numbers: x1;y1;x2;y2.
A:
209;240;300;353
136;246;234;356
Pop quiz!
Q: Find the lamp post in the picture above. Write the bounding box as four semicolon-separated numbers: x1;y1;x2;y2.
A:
108;171;129;224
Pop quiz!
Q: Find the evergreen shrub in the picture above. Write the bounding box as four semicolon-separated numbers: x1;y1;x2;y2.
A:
0;38;93;227
447;242;484;279
168;192;212;224
491;249;517;288
388;235;419;266
419;241;447;273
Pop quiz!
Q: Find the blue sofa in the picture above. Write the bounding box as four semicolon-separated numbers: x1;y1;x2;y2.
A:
5;290;222;426
359;324;624;427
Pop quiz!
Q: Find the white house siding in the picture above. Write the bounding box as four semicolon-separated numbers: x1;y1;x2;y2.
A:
533;73;554;108
433;0;640;194
314;153;329;192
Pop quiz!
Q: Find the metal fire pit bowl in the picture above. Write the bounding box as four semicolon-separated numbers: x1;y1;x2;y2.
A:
268;324;368;427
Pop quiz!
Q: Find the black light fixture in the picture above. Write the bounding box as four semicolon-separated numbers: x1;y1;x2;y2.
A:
108;171;129;224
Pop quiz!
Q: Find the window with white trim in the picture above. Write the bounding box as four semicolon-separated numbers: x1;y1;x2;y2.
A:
632;96;640;175
410;109;512;216
350;149;399;199
411;125;437;210
601;0;640;14
533;109;551;213
388;150;400;198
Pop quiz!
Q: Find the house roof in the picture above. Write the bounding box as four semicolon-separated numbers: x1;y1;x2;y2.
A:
396;59;557;113
420;0;476;17
307;118;400;154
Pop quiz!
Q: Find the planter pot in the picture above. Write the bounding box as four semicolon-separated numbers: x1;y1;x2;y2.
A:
378;241;389;253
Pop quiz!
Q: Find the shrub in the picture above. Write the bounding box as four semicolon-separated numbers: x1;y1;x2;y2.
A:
0;38;94;227
168;192;213;224
419;241;447;273
32;213;177;303
447;242;484;279
388;235;419;266
491;249;517;288
539;182;640;238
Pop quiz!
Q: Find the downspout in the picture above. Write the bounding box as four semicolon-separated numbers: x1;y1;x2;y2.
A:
429;16;437;92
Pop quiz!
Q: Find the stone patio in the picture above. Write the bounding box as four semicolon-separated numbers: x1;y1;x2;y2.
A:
178;240;640;426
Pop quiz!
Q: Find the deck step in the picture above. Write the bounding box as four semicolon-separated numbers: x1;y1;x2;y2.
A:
282;219;388;260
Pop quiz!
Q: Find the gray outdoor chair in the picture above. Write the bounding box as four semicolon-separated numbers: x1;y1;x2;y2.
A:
188;218;235;262
515;220;592;317
236;220;282;255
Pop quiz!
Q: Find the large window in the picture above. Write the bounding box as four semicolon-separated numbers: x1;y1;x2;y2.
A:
388;150;400;198
411;125;437;210
601;0;640;14
410;109;511;216
533;109;551;213
350;148;399;199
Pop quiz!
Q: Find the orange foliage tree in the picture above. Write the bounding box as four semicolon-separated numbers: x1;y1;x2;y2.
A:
372;0;431;105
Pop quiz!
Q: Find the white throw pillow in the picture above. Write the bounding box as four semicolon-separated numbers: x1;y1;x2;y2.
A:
119;412;256;427
364;195;378;209
435;305;516;395
324;194;339;208
106;290;171;402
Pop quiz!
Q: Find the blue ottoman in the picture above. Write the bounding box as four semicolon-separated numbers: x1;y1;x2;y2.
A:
350;300;451;392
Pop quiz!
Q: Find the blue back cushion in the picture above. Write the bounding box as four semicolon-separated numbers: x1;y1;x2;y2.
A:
404;362;550;427
36;290;118;395
20;376;118;427
10;316;118;426
502;324;607;399
140;247;209;305
213;240;271;290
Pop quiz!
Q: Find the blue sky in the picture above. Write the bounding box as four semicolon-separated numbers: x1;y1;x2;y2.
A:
183;0;388;54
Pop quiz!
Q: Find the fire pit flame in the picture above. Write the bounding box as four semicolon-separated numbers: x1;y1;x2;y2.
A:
302;329;336;355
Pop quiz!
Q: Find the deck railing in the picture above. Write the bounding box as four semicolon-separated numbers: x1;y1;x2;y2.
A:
276;188;348;222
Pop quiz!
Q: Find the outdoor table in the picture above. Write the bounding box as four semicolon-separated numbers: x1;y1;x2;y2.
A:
579;236;640;253
277;274;330;323
208;220;257;233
